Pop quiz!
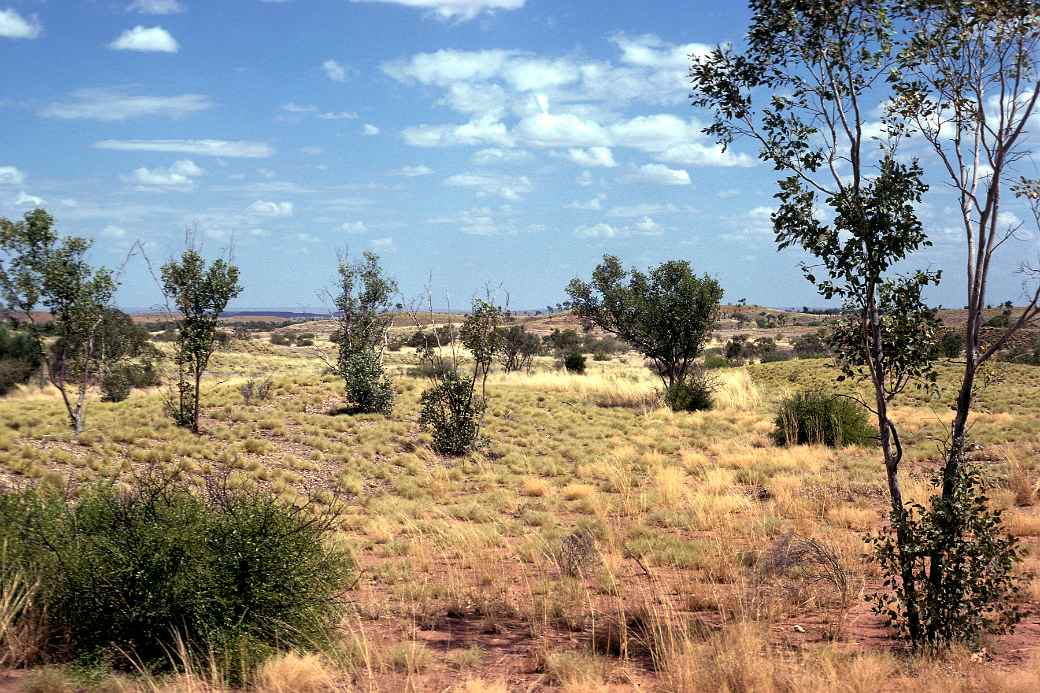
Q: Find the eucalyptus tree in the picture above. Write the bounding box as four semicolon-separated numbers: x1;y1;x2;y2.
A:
566;255;723;398
160;247;242;433
329;251;397;415
0;209;117;433
691;0;943;644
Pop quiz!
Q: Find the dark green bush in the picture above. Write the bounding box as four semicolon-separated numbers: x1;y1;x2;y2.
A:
871;462;1023;650
665;376;714;412
0;477;352;672
563;352;586;374
759;350;793;363
702;354;734;369
0;324;42;395
938;330;964;358
100;367;132;402
342;350;394;415
419;371;483;456
772;390;875;447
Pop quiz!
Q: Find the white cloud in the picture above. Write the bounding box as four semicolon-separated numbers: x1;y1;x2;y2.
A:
319;111;358;120
102;225;128;238
445;173;532;200
14;192;45;207
567;146;616;168
282;102;317;113
94;139;273;158
515;112;609;148
109;25;179;53
340;221;369;233
352;0;525;22
575;216;662;239
42;88;210;121
362;123;381;136
0;165;25;185
610;33;712;70
657;143;755;168
391;165;434;177
0;9;41;39
575;170;593;187
575;222;619;239
123;159;204;191
403;116;513;148
997;211;1023;228
428;205;541;236
322;59;348;82
565;193;606;211
607;203;679;218
472;147;531;164
384;49;512;86
248;200;294;217
128;0;184;14
628;163;690;186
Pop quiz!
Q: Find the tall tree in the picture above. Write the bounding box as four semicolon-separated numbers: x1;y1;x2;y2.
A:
328;251;397;415
161;247;242;433
566;255;722;394
0;209;117;433
691;0;946;645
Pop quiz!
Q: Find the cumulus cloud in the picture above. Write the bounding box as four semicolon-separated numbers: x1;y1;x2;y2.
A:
403;116;513;148
340;221;369;233
0;8;40;39
42;88;211;121
281;102;317;113
0;165;25;185
322;59;349;82
110;25;179;52
14;192;45;207
429;205;542;236
445;173;532;200
610;33;712;70
123;159;204;191
362;123;381;136
351;0;525;22
575;216;662;239
515;112;609;148
128;0;184;14
565;193;606;211
248;200;294;217
472;148;531;165
628;163;690;186
94;139;273;158
567;146;616;168
391;165;434;177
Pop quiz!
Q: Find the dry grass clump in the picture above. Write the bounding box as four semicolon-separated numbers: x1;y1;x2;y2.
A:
253;652;337;692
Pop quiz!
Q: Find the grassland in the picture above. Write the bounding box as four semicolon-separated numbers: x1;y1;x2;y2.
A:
0;333;1038;691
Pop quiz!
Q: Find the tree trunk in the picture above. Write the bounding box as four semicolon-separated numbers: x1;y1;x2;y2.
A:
192;365;202;434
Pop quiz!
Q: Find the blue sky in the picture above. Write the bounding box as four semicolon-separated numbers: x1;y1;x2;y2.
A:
0;0;1037;311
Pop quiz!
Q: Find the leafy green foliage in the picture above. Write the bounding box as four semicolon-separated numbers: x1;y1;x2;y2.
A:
871;462;1024;650
419;371;483;456
0;209;118;432
939;330;964;359
566;255;722;392
99;366;132;402
0;324;42;395
772;391;875;448
0;476;352;673
563;352;586;374
498;325;541;372
333;252;397;415
160;249;242;433
665;376;715;412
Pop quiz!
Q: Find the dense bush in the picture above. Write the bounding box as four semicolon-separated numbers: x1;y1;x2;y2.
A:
419;371;483;455
498;325;542;372
759;349;793;363
99;367;132;402
871;462;1023;649
702;354;734;369
665;376;715;412
938;330;964;358
0;477;351;673
0;324;42;395
772;390;875;447
342;350;394;415
563;352;586;374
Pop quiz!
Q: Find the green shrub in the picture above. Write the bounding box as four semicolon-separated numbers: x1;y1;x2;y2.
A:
759;350;792;363
772;390;874;447
419;372;483;456
938;330;964;358
100;367;132;403
341;350;394;415
563;352;586;374
0;477;352;673
871;462;1023;650
702;354;734;369
665;376;714;412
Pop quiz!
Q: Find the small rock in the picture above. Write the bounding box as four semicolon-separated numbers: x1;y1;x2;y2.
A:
792;624;806;633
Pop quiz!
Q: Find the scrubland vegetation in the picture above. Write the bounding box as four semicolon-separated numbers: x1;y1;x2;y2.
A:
0;331;1036;691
